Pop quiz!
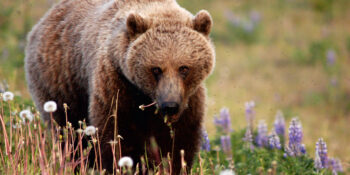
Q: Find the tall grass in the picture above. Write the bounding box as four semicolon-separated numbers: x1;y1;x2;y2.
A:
0;92;346;174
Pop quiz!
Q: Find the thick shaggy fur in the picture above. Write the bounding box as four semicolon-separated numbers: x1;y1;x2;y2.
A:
25;0;215;173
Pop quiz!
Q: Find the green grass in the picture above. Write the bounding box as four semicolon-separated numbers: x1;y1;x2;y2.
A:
1;0;350;173
0;95;344;174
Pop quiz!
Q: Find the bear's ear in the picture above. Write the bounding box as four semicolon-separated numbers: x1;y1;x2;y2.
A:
126;13;149;37
193;10;212;36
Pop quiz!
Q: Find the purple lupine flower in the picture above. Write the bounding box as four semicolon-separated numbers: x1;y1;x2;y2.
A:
224;10;241;26
214;108;233;134
288;118;303;150
316;138;328;168
250;10;261;24
300;144;307;154
329;158;343;173
330;76;338;87
284;144;295;157
326;49;336;65
256;120;268;147
220;135;232;155
243;127;254;150
201;129;210;152
314;151;323;171
245;101;255;129
285;118;305;156
274;110;285;137
243;21;255;33
268;131;281;149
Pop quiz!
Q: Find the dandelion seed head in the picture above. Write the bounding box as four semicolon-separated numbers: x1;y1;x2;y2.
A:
3;91;14;102
76;128;83;134
43;101;57;112
12;123;22;129
220;169;235;175
19;110;34;123
108;140;118;145
118;156;133;168
84;125;96;136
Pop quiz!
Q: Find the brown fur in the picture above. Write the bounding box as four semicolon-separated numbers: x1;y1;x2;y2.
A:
25;0;215;173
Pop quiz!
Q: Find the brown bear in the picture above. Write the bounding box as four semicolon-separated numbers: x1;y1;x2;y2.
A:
25;0;215;173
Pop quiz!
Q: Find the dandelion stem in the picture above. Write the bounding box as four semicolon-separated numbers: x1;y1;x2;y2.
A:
139;101;157;111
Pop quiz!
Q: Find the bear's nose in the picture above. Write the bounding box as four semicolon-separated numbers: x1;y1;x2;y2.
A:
160;102;179;116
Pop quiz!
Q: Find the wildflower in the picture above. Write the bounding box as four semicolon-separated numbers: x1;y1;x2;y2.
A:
214;108;233;134
0;80;9;93
224;10;241;26
243;127;254;150
288;118;304;155
284;118;305;156
19;110;34;123
12;123;22;129
256;120;268;147
219;169;235;175
108;140;118;145
76;128;83;134
316;138;328;168
284;144;295;157
245;101;255;128
43;101;57;112
220;135;231;155
84;126;96;136
201;129;210;151
2;91;14;101
300;144;306;154
326;49;336;65
329;158;343;173
268;131;281;149
250;10;261;24
243;21;254;33
274;110;285;137
314;151;323;171
330;76;337;87
118;156;133;168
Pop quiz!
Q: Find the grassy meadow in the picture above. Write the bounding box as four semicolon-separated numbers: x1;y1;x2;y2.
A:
0;0;350;174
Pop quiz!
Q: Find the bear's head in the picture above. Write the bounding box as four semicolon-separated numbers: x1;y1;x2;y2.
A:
120;10;215;122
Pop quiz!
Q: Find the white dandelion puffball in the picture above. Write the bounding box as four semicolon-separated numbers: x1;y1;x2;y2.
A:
12;123;22;129
84;126;96;136
44;101;57;112
2;91;14;102
220;169;235;175
118;156;133;168
19;110;34;122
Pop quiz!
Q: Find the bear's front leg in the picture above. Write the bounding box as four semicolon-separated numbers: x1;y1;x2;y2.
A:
87;60;122;172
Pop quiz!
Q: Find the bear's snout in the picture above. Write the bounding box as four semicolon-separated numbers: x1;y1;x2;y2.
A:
159;102;179;117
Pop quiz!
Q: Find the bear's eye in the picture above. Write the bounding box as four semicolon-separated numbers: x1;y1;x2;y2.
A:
151;67;162;81
179;66;189;77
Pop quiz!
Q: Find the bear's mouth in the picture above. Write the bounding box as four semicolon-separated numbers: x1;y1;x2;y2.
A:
167;114;180;123
139;101;181;123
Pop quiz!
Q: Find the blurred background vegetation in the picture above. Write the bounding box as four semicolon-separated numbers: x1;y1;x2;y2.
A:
0;0;349;168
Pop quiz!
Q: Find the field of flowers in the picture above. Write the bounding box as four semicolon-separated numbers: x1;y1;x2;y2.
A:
0;92;345;174
1;0;350;174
